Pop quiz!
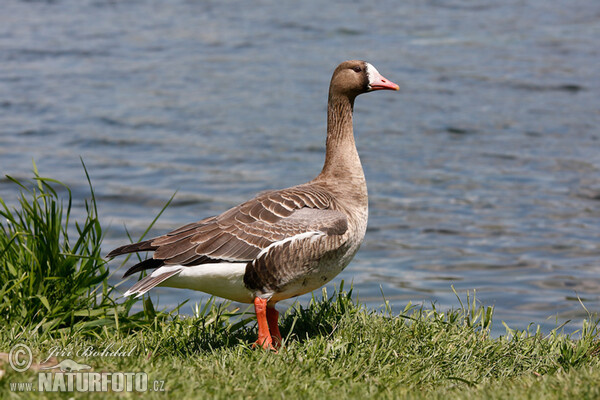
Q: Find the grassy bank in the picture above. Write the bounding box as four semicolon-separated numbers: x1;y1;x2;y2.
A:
1;167;599;399
2;289;600;399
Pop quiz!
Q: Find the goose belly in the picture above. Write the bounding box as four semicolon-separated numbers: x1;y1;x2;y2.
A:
269;244;361;302
158;263;254;304
270;215;367;302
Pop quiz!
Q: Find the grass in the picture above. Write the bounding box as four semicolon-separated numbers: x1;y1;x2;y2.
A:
0;161;110;332
1;165;600;399
2;289;600;399
0;162;179;335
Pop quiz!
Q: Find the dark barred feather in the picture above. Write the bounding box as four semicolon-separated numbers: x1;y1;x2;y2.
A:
108;183;348;272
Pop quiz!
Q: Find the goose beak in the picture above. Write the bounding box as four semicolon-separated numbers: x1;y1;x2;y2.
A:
369;72;400;91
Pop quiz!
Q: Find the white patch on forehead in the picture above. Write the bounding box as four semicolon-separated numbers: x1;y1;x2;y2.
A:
365;63;381;85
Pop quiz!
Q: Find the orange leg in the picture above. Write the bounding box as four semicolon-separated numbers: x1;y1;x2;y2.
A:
253;297;275;350
267;306;282;348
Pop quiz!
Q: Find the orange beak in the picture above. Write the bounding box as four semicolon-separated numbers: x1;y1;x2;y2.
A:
369;71;400;91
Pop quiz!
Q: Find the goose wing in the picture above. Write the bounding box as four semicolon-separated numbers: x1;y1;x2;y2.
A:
108;184;348;277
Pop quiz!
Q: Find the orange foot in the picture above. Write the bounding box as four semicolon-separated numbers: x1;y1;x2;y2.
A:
267;306;282;349
252;336;277;351
253;297;278;351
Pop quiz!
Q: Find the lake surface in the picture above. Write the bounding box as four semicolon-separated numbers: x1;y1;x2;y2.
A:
1;0;599;336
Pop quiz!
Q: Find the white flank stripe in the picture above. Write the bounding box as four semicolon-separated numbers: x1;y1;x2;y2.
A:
255;231;324;260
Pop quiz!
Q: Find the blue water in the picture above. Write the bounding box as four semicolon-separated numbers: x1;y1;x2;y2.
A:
1;0;599;335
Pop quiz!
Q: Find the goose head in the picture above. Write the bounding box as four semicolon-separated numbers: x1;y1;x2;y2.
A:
329;60;399;100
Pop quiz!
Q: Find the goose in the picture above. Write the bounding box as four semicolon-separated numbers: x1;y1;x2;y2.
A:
107;60;399;349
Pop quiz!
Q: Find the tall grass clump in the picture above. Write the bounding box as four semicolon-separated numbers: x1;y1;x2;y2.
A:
0;162;113;333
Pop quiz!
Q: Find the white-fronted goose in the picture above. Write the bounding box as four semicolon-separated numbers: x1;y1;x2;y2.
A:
108;60;399;349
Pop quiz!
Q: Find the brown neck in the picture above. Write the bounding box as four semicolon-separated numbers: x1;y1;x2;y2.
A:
317;93;364;182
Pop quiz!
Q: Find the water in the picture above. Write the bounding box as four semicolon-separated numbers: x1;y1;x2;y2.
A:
1;0;599;335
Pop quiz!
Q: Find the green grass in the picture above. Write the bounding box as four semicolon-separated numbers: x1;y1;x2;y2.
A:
0;161;111;332
0;162;179;335
1;166;599;399
2;289;600;399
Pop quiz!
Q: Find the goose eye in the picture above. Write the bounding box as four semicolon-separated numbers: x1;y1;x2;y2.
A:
352;66;362;73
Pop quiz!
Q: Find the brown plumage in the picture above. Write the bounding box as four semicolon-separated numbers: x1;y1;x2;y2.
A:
108;185;346;271
108;60;399;349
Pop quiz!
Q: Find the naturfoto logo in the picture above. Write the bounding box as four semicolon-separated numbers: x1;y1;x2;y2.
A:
7;343;165;393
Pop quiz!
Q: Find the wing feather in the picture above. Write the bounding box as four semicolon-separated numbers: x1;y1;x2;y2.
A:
110;184;348;271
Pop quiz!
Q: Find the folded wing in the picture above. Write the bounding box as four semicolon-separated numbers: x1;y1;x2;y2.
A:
108;184;348;278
